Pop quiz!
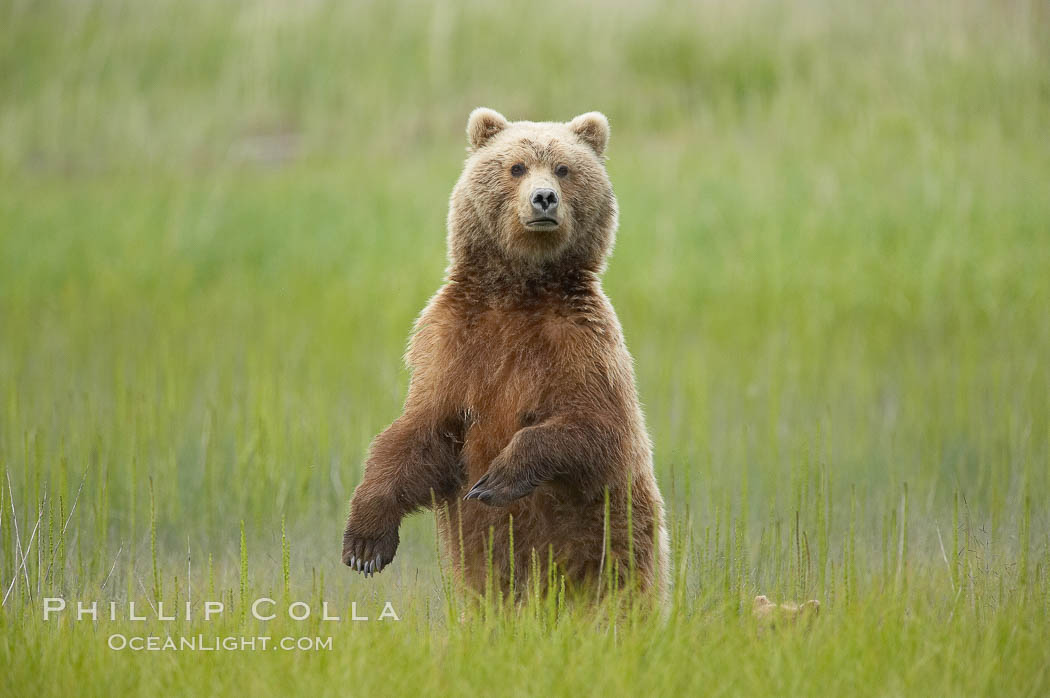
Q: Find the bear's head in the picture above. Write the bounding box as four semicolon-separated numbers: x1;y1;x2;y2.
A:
447;108;618;280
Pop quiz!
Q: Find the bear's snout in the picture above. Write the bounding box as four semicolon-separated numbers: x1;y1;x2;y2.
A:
526;187;560;228
531;188;558;214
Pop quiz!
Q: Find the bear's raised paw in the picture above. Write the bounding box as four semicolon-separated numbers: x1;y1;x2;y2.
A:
342;527;399;577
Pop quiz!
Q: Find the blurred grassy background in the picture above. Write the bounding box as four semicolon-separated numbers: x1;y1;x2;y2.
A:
1;0;1050;693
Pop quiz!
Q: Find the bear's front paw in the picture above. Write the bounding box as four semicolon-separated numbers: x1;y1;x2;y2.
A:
463;464;538;507
342;526;399;577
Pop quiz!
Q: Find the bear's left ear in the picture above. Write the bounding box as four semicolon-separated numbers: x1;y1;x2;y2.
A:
568;112;610;156
467;108;509;150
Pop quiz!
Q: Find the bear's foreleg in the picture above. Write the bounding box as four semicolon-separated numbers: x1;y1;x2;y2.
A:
464;413;622;507
342;412;464;575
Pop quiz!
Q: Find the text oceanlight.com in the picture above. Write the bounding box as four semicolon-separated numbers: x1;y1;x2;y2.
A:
107;634;334;652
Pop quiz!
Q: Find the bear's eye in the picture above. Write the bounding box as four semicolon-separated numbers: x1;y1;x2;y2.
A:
510;163;526;177
555;164;569;178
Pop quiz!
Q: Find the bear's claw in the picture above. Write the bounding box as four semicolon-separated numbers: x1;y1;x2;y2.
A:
464;467;537;507
342;527;398;577
463;472;493;500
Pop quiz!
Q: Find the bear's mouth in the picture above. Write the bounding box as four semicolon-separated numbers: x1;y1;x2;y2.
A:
523;217;560;230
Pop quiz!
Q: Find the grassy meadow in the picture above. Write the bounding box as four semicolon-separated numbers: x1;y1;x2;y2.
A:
2;0;1050;694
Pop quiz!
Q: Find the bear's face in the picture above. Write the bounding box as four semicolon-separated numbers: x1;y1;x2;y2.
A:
448;109;618;272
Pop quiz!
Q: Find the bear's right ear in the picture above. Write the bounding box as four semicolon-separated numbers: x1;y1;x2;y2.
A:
467;108;509;150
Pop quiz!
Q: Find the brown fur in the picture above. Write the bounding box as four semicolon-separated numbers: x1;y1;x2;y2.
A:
342;108;668;599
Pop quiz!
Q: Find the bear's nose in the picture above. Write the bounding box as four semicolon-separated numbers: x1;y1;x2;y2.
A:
530;188;559;216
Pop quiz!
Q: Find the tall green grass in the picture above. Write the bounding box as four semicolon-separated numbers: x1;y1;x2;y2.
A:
2;0;1049;694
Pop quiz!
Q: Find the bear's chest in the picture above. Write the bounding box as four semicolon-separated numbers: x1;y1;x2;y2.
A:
439;306;583;471
451;307;575;407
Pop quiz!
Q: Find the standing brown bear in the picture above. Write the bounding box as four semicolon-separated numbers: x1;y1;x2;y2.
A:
342;108;668;598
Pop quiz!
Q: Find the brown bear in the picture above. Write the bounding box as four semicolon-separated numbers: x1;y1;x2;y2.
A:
341;108;668;599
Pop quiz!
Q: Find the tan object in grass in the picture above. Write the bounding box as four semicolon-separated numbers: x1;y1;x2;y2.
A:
753;595;821;626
